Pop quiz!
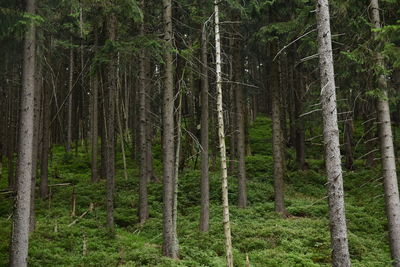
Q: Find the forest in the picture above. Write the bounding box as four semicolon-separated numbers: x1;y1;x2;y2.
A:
1;0;400;266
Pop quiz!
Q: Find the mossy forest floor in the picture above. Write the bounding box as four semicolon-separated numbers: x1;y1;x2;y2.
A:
0;117;394;266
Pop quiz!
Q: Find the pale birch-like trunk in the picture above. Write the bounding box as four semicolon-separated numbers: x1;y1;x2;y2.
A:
10;0;36;265
370;0;400;265
215;1;234;266
316;1;351;266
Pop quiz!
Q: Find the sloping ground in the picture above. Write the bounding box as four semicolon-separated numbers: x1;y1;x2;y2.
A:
0;116;393;266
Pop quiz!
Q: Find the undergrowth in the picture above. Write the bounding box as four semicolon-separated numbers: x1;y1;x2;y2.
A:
0;116;394;266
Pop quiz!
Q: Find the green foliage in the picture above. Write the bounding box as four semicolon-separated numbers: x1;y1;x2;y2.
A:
0;115;394;266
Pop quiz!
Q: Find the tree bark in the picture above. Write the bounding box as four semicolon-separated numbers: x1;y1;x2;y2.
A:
91;30;99;183
67;43;73;153
172;91;182;258
199;22;209;232
294;68;306;170
40;73;50;199
271;42;286;215
29;50;43;233
105;8;117;234
344;119;354;170
10;0;36;265
232;26;247;208
7;83;16;189
215;1;234;266
162;0;178;258
316;1;351;266
370;0;400;265
138;4;149;223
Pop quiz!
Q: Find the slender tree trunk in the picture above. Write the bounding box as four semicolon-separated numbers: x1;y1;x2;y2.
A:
172;91;182;257
116;84;128;181
288;57;296;147
29;52;42;233
67;43;73;152
10;0;36;265
91;31;99;183
105;9;117;234
233;31;247;208
294;68;306;170
162;0;178;258
271;42;286;215
344;119;354;170
7;85;15;189
370;0;400;265
316;1;351;266
199;22;209;232
145;100;155;181
215;1;234;266
40;76;50;199
228;86;236;175
138;9;149;223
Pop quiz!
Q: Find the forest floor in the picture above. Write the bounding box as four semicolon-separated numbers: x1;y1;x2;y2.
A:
0;116;394;266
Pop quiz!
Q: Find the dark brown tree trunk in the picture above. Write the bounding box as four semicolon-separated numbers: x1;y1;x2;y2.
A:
105;8;117;234
199;22;209;232
91;30;99;183
67;43;73;153
29;51;43;233
162;0;178;258
228;85;236;176
271;43;286;215
40;71;50;199
7;85;16;189
294;68;306;170
232;32;247;208
138;3;149;223
344;119;354;170
10;0;36;265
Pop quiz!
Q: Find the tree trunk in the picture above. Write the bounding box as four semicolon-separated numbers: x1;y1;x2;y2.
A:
29;51;43;233
91;30;99;183
138;5;149;223
10;0;36;265
67;43;73;153
233;31;247;208
271;43;286;215
215;1;234;266
162;0;178;258
370;0;400;264
199;22;209;232
116;77;128;182
316;1;351;266
172;91;182;258
344;119;354;170
40;74;50;199
105;9;117;234
294;68;306;170
7;84;16;189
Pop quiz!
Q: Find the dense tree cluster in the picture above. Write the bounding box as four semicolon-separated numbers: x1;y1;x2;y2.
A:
1;0;400;266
